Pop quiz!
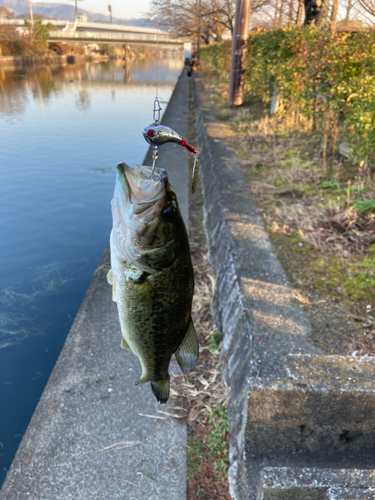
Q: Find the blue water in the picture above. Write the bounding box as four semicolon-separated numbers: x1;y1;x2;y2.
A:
0;56;183;486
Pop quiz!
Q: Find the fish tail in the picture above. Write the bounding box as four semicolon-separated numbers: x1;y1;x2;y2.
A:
151;375;170;405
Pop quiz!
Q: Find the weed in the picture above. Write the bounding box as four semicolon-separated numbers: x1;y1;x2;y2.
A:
321;181;340;189
208;330;224;353
207;405;229;480
355;199;375;214
187;437;205;483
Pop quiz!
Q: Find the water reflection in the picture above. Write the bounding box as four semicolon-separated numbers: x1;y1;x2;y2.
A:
0;57;182;119
75;88;91;111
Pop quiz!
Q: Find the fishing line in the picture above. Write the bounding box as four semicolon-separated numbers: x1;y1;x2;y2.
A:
141;20;200;191
155;20;159;109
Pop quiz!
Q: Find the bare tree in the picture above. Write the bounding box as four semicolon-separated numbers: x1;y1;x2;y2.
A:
357;0;375;16
288;0;296;24
149;0;269;43
296;0;304;25
331;0;341;31
344;0;354;19
149;0;235;43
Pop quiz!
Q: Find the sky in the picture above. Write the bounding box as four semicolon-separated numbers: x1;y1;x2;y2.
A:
44;0;152;20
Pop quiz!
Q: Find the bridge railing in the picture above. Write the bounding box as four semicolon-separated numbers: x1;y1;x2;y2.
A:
49;31;184;44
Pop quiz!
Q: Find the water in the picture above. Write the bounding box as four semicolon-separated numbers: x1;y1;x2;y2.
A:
0;55;184;486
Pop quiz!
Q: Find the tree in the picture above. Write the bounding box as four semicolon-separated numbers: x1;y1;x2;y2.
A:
0;7;14;20
149;0;235;43
149;0;267;44
330;0;340;32
303;0;330;27
24;16;56;45
357;0;375;16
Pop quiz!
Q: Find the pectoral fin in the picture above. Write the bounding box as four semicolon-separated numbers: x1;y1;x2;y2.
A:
121;337;130;350
106;269;117;302
106;269;113;285
112;277;117;302
175;319;199;372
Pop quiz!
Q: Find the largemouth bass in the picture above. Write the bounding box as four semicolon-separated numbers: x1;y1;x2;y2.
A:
107;163;199;404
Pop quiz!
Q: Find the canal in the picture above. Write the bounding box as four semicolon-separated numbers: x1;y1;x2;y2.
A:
0;55;184;486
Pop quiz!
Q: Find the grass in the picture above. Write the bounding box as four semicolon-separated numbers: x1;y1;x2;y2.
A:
207;405;229;481
199;64;375;357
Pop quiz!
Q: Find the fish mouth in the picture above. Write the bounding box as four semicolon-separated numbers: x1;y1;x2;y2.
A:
117;163;167;206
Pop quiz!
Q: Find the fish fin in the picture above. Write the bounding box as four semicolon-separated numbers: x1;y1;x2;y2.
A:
121;337;130;350
151;375;170;405
112;275;117;302
175;319;199;372
106;269;113;285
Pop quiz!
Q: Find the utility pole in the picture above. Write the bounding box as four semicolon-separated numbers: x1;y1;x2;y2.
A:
28;0;34;29
75;0;78;15
228;0;251;107
108;4;112;24
196;0;201;63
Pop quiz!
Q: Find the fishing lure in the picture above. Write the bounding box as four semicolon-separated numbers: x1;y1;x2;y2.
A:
142;98;200;193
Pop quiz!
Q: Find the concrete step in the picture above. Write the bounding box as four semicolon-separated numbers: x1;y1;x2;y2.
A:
249;354;375;431
245;355;375;498
260;467;375;500
285;354;375;384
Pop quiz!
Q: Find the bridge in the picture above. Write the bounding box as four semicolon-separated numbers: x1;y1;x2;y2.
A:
3;19;185;46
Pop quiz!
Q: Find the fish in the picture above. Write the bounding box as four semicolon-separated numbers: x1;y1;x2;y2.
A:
107;162;199;404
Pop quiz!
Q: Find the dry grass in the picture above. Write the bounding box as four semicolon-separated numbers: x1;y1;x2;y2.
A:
165;92;231;500
202;74;375;360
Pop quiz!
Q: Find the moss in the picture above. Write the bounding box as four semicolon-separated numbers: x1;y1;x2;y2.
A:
270;230;375;305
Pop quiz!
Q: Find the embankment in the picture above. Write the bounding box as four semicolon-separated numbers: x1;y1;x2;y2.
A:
0;54;110;69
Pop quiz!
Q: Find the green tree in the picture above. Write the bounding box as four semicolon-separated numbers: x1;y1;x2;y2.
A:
24;16;56;45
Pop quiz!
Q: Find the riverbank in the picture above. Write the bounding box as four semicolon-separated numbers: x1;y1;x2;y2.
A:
192;71;375;500
0;53;110;68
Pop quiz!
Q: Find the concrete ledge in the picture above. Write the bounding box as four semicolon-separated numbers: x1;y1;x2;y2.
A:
250;354;375;430
261;467;375;500
0;54;109;68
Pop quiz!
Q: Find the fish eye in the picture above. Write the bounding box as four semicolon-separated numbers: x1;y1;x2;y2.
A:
162;205;177;222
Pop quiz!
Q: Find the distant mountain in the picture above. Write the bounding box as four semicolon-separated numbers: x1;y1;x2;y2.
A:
0;0;156;26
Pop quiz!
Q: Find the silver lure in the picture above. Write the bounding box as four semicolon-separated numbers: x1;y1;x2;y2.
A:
143;124;183;147
142;124;200;193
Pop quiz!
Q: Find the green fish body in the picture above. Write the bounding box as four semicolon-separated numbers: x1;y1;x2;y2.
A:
108;163;198;404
